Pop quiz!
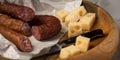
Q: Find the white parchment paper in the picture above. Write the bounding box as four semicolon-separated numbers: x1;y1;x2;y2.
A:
0;0;82;60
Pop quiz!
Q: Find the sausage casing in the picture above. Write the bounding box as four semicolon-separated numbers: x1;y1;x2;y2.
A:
0;25;32;52
0;2;35;21
0;15;32;37
30;15;61;40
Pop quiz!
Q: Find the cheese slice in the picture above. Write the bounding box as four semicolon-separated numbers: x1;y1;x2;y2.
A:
59;45;80;59
75;36;90;52
80;13;96;31
68;22;83;38
65;6;87;26
56;9;69;22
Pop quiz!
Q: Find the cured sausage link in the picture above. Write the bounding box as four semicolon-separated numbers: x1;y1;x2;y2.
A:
0;25;32;52
0;2;35;21
31;15;61;40
0;15;32;37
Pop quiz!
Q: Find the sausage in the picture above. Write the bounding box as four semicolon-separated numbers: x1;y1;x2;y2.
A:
0;2;35;21
30;15;61;40
0;25;32;52
0;15;32;37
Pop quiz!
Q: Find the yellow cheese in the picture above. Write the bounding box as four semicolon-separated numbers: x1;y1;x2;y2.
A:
68;22;83;38
75;36;90;52
59;48;70;59
80;13;96;31
68;45;81;56
59;45;81;59
65;13;80;27
65;6;87;26
56;9;69;22
73;6;87;16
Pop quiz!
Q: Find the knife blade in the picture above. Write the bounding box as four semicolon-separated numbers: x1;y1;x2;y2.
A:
35;29;104;57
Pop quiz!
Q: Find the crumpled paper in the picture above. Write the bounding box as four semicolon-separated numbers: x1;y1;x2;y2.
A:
0;0;82;60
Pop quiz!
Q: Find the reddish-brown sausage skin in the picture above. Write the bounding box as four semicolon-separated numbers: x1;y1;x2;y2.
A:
30;15;61;40
0;25;32;52
0;15;32;37
0;2;35;21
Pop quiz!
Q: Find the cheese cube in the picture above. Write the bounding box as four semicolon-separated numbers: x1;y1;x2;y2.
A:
56;9;69;22
68;45;81;56
72;6;87;16
68;22;83;38
75;36;90;52
65;13;80;27
59;45;80;59
80;13;96;31
59;48;70;59
65;6;87;26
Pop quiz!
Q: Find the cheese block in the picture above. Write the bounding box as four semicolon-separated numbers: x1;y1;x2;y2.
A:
56;9;69;22
68;22;83;38
68;45;81;56
75;36;90;52
59;48;70;59
74;6;87;16
65;6;87;26
65;12;80;27
59;45;80;59
80;13;96;31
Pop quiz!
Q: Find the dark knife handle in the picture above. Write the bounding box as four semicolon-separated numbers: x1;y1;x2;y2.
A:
58;29;104;45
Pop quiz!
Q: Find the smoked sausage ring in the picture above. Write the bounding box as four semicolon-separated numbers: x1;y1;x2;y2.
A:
30;15;61;40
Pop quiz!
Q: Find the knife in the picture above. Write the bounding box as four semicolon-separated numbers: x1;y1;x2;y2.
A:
34;29;104;57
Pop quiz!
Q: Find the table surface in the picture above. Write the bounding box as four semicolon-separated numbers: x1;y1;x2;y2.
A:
90;0;120;60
